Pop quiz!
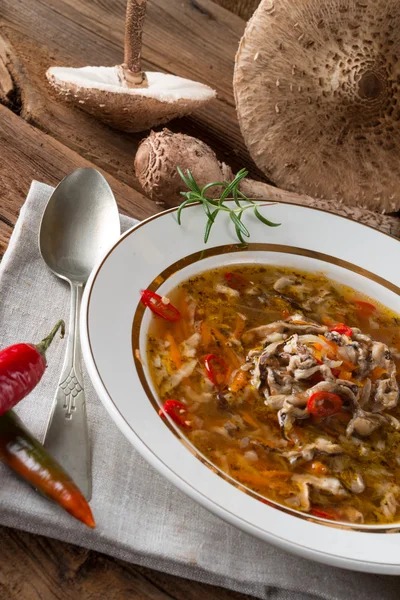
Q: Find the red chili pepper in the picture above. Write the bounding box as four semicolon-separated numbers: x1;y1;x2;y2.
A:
311;507;340;521
307;391;342;418
140;290;181;322
0;320;65;418
329;323;353;337
159;400;191;429
353;300;376;316
204;354;228;387
224;272;249;291
310;372;324;384
0;410;95;528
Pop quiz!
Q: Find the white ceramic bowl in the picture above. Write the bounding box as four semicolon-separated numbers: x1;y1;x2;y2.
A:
80;201;400;574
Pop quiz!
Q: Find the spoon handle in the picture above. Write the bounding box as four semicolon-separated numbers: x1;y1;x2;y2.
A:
43;282;92;501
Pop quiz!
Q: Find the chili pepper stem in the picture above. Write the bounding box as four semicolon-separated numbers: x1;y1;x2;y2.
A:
36;320;66;356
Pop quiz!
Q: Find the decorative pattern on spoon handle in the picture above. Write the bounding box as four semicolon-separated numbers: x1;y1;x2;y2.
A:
59;367;83;419
43;282;92;500
56;283;84;421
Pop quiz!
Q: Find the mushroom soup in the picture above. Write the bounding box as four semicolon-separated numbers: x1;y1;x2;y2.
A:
144;265;400;525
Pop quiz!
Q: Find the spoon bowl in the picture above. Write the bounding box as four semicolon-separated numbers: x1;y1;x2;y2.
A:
40;168;119;282
39;167;120;499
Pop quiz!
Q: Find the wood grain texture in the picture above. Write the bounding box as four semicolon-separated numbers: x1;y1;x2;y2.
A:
0;1;398;599
0;0;265;196
0;103;159;258
0;527;254;600
213;0;260;20
0;6;258;597
0;93;253;600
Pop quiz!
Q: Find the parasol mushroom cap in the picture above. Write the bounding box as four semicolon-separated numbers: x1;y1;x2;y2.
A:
46;1;216;132
46;66;216;132
234;0;400;212
134;129;232;205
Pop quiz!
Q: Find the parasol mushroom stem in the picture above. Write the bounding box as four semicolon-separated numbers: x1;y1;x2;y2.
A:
45;2;216;131
134;129;400;238
122;0;148;87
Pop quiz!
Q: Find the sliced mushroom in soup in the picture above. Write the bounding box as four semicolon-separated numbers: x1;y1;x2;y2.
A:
145;265;400;525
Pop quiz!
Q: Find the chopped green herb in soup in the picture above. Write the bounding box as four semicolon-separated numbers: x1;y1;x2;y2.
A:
145;266;400;525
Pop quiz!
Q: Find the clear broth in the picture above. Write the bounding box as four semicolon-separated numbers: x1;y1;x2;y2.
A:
146;265;400;525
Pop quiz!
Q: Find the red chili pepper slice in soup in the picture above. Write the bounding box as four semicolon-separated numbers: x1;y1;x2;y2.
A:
204;354;228;387
311;507;341;521
330;368;341;378
159;400;191;428
140;290;181;322
307;391;342;418
353;300;376;316
329;323;353;337
224;272;248;291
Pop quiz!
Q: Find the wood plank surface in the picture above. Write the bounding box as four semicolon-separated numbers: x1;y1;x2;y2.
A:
213;0;260;20
0;0;265;195
1;1;399;599
0;104;158;258
0;3;263;598
0;526;254;600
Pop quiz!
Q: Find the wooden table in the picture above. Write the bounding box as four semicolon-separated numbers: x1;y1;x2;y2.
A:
0;1;260;598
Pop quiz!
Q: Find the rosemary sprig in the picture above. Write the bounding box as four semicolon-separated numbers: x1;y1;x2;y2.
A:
177;167;280;244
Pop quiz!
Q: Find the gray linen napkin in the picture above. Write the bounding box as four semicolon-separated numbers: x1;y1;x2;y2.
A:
0;181;398;600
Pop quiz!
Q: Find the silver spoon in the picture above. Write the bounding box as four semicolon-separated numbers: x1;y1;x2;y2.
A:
39;168;120;500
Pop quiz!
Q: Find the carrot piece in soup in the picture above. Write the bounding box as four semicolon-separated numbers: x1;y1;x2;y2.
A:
230;370;248;393
165;332;182;369
370;366;388;381
308;461;328;475
211;328;242;368
339;370;352;381
233;315;246;339
200;321;212;347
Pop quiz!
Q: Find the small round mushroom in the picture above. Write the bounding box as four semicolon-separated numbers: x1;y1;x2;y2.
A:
134;129;400;237
234;0;400;211
134;129;232;201
46;0;216;132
